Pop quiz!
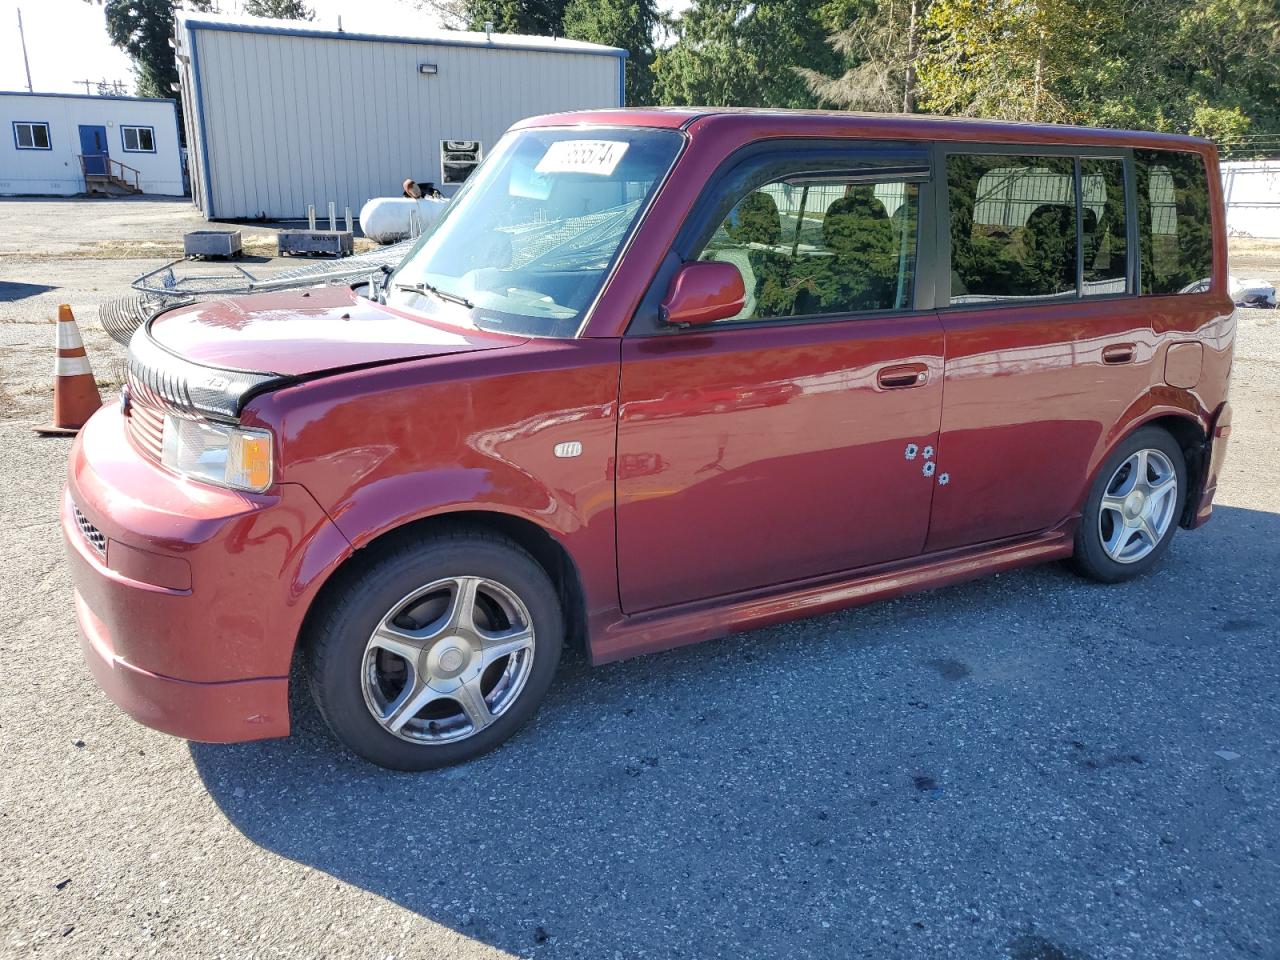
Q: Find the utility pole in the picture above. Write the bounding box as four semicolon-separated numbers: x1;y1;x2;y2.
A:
17;8;34;93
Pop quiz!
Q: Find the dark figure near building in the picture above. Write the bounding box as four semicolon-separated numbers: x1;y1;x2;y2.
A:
402;179;444;199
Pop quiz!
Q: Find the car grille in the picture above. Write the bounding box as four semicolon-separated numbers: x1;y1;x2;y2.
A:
74;505;107;558
127;401;166;462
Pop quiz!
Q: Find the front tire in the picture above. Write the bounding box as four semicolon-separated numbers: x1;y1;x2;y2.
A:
305;528;563;771
1070;426;1187;583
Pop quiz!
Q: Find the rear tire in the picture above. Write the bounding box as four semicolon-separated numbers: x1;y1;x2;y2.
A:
1070;426;1187;583
305;528;563;771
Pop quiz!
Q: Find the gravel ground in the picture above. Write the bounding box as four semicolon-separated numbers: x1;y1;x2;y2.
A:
1;201;1279;960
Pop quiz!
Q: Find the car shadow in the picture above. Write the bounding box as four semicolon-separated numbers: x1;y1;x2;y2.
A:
0;281;57;302
190;503;1280;957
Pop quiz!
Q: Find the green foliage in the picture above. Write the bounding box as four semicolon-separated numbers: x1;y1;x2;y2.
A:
799;0;922;112
913;0;1280;142
563;0;659;104
461;0;569;35
243;0;316;21
101;0;212;104
917;0;1091;122
652;0;849;109
428;0;657;102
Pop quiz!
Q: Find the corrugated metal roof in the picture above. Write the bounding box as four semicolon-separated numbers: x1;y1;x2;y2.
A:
177;12;627;58
0;90;176;104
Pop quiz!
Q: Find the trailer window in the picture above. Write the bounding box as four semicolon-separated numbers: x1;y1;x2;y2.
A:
1135;150;1213;295
947;154;1078;304
13;121;50;150
121;126;156;153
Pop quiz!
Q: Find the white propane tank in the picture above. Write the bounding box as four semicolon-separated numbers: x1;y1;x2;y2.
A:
359;196;450;245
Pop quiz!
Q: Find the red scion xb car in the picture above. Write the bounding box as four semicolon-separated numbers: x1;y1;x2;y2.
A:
64;109;1234;770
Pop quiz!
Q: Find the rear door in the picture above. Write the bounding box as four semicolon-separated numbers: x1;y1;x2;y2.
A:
926;147;1155;551
615;144;945;613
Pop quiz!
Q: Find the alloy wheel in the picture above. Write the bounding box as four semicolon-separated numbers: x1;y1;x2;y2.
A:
360;576;536;744
1098;448;1178;564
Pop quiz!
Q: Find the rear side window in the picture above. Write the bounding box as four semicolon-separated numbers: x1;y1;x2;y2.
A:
947;155;1077;304
1080;158;1128;296
698;177;920;321
1135;150;1213;295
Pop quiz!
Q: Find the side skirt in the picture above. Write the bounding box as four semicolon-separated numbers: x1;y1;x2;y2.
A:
590;521;1078;664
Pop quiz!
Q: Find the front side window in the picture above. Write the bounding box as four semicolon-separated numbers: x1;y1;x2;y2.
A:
1135;150;1213;295
390;127;683;338
948;154;1077;304
14;121;50;150
696;178;920;322
121;125;155;152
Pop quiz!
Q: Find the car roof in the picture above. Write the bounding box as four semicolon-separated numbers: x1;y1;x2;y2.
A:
514;107;1212;153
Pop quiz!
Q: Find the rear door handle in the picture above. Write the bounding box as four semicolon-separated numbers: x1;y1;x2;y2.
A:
877;363;929;389
1102;343;1135;365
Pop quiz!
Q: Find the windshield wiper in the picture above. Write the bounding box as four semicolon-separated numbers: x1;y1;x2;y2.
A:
394;281;474;309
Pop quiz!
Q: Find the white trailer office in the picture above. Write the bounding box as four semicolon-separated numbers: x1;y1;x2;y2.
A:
174;12;627;220
0;91;183;197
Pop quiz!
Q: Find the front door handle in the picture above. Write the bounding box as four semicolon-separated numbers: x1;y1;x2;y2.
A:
1102;343;1135;365
877;363;929;389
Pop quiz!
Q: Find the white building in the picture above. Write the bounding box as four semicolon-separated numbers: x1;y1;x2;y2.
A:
174;13;627;221
0;91;184;197
1222;160;1280;240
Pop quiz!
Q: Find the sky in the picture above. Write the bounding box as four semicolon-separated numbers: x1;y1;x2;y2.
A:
1;0;688;96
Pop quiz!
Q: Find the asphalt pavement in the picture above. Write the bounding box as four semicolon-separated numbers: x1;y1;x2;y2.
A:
1;208;1278;959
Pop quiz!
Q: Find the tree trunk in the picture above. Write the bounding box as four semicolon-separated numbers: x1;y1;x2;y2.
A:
903;0;919;113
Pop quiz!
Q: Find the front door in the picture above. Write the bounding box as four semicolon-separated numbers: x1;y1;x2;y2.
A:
78;125;108;176
616;153;943;613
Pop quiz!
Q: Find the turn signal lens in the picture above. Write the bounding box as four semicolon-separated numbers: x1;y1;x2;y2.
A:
227;430;273;491
161;414;274;493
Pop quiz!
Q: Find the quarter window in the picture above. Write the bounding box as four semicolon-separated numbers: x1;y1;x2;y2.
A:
947;154;1078;304
121;125;155;153
697;178;920;322
1135;150;1212;295
13;121;51;150
1080;158;1128;296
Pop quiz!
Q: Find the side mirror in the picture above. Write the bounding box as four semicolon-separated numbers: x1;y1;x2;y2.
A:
660;261;746;327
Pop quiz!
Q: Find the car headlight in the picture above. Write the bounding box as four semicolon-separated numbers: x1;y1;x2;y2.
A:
161;414;273;493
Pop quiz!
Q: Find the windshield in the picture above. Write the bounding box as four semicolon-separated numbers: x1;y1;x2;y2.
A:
388;127;684;338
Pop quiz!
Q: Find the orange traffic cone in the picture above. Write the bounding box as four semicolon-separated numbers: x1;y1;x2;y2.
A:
33;305;103;436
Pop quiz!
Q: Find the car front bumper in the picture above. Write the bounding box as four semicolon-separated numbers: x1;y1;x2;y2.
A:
63;405;349;743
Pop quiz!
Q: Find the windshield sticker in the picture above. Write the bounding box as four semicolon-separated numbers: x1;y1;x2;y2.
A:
535;140;630;177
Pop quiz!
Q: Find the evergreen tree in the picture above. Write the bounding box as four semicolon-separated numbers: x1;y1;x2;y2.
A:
652;0;851;109
563;0;659;104
243;0;316;21
101;0;212;111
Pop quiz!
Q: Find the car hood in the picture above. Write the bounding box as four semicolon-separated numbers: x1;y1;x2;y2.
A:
147;285;526;376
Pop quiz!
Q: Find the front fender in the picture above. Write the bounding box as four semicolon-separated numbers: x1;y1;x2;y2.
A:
246;341;623;633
